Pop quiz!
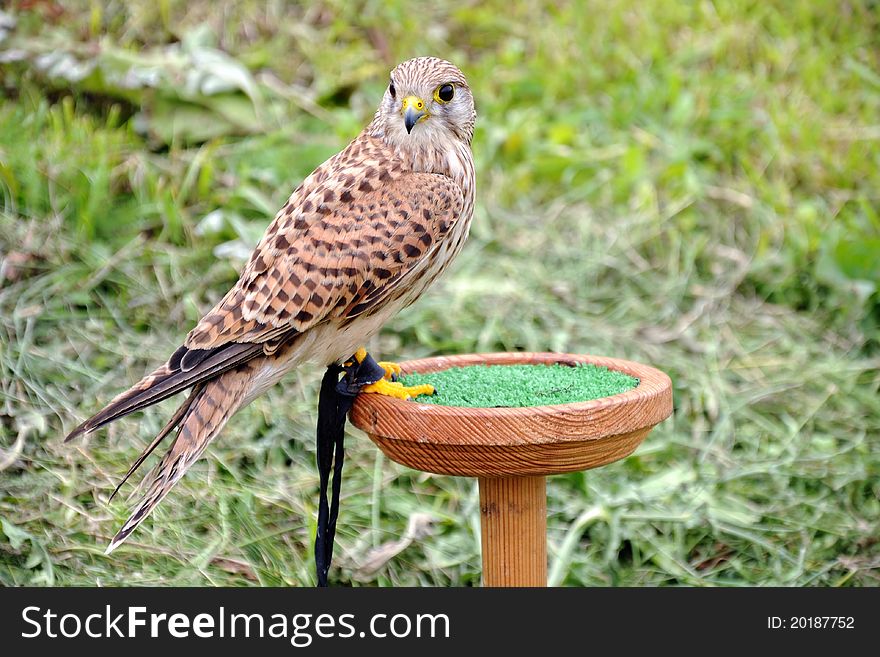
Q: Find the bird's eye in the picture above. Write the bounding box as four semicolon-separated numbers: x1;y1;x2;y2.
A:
435;83;455;103
389;82;396;98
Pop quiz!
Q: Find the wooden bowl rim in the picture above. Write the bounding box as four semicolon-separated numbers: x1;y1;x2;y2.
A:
350;351;672;434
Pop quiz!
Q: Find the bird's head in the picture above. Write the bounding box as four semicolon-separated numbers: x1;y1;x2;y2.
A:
372;57;476;150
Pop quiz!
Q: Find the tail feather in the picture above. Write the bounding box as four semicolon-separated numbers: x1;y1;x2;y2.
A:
107;384;204;502
65;341;263;443
104;364;255;554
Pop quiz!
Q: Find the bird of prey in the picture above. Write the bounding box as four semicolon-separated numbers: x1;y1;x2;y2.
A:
65;56;476;554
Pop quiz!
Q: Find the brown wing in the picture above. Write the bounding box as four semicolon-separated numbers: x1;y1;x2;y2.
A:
185;171;463;352
66;153;463;440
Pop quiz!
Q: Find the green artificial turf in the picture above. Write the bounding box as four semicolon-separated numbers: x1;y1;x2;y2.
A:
398;364;639;408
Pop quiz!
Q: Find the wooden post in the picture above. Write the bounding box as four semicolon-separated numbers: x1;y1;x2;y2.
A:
479;475;547;586
350;352;673;587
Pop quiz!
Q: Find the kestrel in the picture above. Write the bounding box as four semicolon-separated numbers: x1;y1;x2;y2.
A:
65;56;476;554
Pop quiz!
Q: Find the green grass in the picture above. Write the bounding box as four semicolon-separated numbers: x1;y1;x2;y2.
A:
398;364;639;407
1;0;878;587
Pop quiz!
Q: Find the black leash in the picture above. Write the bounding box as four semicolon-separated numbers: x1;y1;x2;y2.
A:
314;353;386;587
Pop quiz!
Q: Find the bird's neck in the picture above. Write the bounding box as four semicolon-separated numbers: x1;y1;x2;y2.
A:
367;123;475;203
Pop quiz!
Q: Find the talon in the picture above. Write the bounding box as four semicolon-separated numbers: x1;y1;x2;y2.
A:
362;378;435;400
376;361;402;381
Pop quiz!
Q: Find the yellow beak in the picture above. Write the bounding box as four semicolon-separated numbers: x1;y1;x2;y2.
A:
401;96;428;134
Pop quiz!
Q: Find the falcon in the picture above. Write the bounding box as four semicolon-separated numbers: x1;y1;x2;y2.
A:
65;56;476;554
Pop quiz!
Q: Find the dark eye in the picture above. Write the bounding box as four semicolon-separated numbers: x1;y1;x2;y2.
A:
437;83;455;102
389;82;396;98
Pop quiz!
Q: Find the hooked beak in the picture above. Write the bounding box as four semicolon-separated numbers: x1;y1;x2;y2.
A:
401;95;428;134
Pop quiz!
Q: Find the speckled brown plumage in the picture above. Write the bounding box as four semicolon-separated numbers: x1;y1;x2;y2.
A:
65;56;477;552
186;161;464;348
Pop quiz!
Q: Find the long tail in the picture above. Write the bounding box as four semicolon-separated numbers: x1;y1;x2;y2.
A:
64;338;265;552
104;362;257;554
64;341;263;444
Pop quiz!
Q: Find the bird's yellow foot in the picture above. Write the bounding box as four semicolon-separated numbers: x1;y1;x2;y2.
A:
352;347;369;365
362;377;435;400
352;346;433;399
376;361;402;381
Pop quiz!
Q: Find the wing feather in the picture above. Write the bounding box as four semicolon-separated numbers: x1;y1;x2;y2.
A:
186;141;463;351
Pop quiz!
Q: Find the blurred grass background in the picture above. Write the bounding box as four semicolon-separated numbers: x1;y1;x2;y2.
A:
0;0;878;586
